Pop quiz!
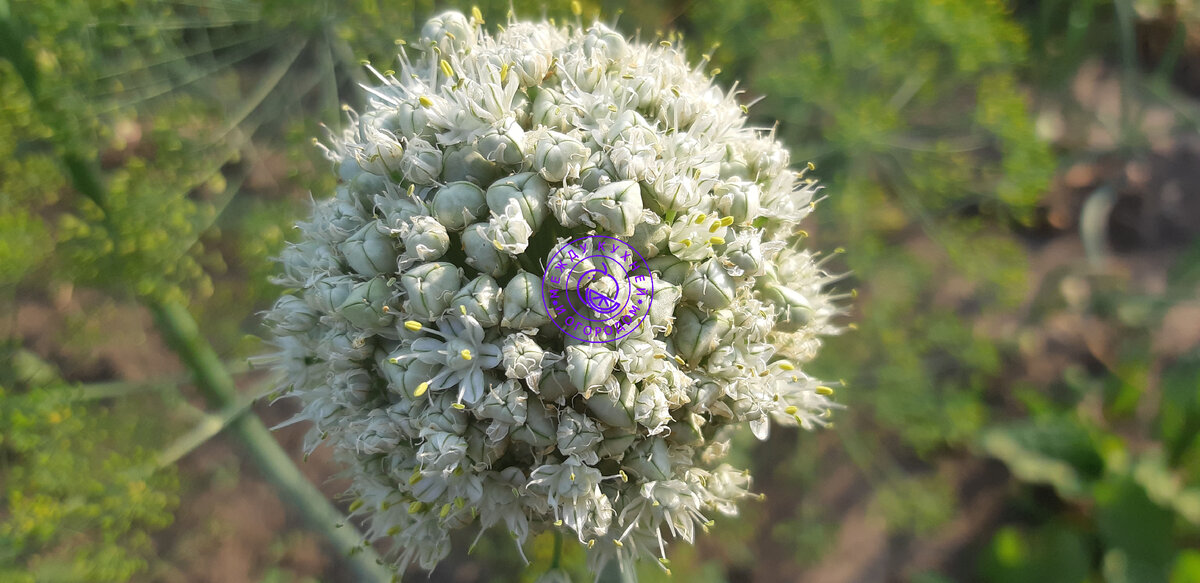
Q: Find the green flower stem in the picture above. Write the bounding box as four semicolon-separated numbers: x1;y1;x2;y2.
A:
0;8;391;580
150;283;393;583
550;529;563;569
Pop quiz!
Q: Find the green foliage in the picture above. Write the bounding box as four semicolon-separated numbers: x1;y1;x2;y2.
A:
0;350;178;583
672;0;1055;455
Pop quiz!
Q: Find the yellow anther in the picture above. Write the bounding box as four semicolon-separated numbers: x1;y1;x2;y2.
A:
652;500;660;506
409;470;423;485
708;236;725;246
694;213;707;224
404;320;423;331
673;355;686;366
492;239;504;250
419;96;433;107
680;239;692;247
387;525;402;536
821;408;833;418
816;386;835;396
381;305;390;313
708;222;722;233
440;503;452;518
571;0;582;16
778;362;795;371
619;470;629;482
720;216;735;226
452;402;467;410
460;305;468;315
587;539;596;549
500;63;509;82
570;472;576;482
614;540;624;547
349;499;364;512
414;382;430;397
460;349;473;360
471;6;484;23
388;357;400;364
784;405;799;415
554;519;563;526
807;161;816;171
440;59;454;78
409;501;426;514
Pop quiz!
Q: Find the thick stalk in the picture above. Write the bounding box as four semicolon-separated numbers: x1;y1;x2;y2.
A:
150;258;393;583
0;8;391;581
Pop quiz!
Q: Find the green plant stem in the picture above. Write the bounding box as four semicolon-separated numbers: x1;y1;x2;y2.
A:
150;301;393;583
0;9;391;581
550;529;563;569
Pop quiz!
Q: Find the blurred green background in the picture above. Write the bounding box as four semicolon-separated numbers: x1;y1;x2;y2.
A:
2;0;1200;582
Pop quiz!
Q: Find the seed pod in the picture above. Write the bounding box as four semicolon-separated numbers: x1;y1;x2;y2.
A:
528;129;588;183
485;172;550;229
265;295;318;333
623;437;671;482
646;279;682;329
399;215;450;266
511;398;557;447
714;178;762;225
340;223;399;276
477;119;526;166
671;306;733;365
461;222;513;277
582;180;643;237
759;282;814;333
450;274;503;328
547;184;589;228
681;258;736;309
585;375;637;428
486;200;534;254
441;142;503;186
304;275;356;313
399;138;443;185
401;262;462;321
626;212;670;258
432;181;488;230
557;409;603;465
501;271;550;329
721;228;767;277
565;344;618;397
337;277;395;329
420;10;475;51
500;332;545;381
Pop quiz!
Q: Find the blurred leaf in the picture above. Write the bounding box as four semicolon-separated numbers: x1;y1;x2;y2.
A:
1096;478;1176;583
980;523;1090;583
981;416;1104;498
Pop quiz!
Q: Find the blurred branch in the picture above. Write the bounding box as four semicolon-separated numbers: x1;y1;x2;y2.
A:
0;8;393;582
